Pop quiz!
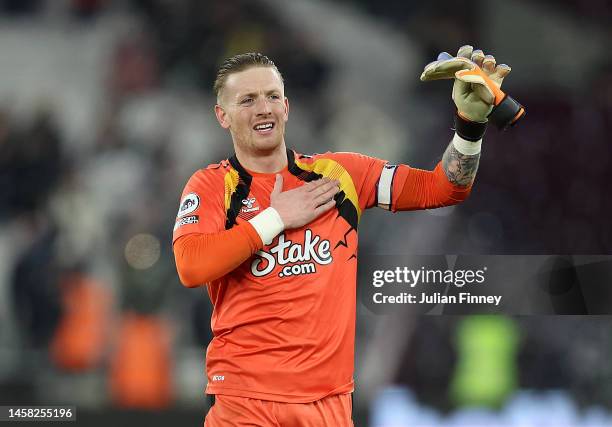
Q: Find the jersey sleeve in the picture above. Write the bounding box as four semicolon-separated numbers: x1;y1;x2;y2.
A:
172;168;226;243
326;152;472;213
174;224;263;287
324;152;387;211
387;162;472;211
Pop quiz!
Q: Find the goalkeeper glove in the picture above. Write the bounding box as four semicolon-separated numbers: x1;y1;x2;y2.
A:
421;45;525;130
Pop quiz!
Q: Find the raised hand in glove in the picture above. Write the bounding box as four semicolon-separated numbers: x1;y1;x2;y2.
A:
421;45;525;130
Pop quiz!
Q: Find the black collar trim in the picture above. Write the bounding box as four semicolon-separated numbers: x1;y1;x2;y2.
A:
229;148;296;177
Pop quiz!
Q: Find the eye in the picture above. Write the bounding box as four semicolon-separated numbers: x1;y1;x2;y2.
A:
240;98;253;105
269;94;281;100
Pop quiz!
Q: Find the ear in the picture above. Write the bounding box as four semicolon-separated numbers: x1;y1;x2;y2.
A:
283;97;289;122
214;104;230;129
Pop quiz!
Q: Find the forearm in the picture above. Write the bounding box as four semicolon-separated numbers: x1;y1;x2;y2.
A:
388;131;480;211
390;162;471;211
174;224;263;287
173;208;284;287
441;133;481;187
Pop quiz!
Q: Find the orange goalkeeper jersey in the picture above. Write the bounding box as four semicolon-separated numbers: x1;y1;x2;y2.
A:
172;148;470;403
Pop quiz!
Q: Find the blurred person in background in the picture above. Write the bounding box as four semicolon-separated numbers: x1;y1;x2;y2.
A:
172;47;523;426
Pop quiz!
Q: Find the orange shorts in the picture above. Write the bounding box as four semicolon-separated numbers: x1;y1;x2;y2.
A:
204;393;353;427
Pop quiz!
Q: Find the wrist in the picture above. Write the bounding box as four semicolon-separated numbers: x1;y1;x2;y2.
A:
453;111;487;142
452;132;482;155
457;110;487;124
248;207;285;245
487;94;526;130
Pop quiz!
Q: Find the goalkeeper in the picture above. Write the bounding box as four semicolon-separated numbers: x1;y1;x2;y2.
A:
173;46;524;426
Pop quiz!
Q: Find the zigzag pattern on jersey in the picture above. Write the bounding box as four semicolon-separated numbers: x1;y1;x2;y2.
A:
289;152;361;231
224;158;252;230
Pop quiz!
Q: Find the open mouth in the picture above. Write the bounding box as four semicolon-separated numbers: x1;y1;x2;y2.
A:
253;122;275;134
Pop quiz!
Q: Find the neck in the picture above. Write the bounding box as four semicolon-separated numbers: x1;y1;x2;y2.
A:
234;141;288;173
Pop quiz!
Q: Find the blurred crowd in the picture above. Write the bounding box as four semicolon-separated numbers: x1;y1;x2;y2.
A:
0;0;610;425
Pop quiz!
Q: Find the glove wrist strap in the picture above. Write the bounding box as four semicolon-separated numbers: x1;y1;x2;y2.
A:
454;112;487;142
488;95;526;130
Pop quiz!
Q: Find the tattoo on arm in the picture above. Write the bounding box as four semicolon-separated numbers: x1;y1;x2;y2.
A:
441;142;480;186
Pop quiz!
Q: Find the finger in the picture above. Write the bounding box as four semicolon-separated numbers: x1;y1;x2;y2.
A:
315;185;340;206
457;45;473;59
471;49;485;68
489;64;511;85
313;199;336;217
302;180;314;190
307;177;331;192
311;180;339;201
325;179;340;190
421;57;475;81
437;52;454;61
272;174;283;196
482;55;496;73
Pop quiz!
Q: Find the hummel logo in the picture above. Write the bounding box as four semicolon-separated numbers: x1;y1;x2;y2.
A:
241;197;259;213
242;198;256;209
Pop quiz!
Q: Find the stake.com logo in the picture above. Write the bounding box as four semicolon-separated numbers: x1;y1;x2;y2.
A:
251;229;332;278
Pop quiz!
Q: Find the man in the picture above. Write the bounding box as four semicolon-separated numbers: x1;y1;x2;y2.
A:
173;48;523;426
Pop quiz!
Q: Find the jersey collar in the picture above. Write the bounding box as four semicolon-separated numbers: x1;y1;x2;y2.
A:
229;148;296;177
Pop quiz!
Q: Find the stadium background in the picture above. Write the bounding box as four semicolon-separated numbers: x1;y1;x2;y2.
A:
0;0;610;425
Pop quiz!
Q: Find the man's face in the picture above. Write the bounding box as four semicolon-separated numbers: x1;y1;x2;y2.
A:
215;66;289;156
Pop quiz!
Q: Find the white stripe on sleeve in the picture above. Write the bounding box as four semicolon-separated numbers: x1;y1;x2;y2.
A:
377;164;398;211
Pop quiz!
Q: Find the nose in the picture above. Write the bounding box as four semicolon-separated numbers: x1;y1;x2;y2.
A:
255;97;272;116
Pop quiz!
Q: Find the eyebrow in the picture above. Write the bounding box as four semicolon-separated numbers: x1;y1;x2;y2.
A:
238;89;281;98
